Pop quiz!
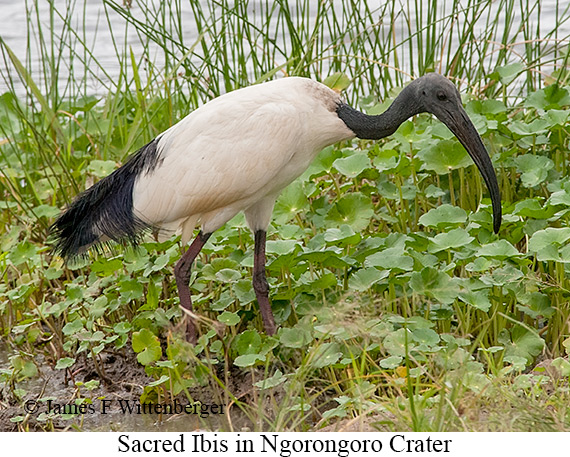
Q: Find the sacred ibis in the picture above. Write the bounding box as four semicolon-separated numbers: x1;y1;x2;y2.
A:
51;74;502;343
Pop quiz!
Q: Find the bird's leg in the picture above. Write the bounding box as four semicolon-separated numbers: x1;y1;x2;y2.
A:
253;230;276;335
174;231;211;344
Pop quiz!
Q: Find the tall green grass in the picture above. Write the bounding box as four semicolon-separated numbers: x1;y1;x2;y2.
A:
1;0;568;225
0;0;569;228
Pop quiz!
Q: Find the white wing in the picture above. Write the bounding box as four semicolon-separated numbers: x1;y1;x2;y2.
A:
132;78;352;239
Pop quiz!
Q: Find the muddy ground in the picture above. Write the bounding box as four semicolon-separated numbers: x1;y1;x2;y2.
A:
0;347;259;432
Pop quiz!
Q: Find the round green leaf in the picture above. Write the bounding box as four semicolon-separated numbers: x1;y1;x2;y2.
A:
132;329;161;366
419;205;467;229
515;154;554;187
348;267;389;291
418;140;472;174
55;357;76;370
477;240;520;259
380;356;403;369
326;192;374;231
217;311;240;326
234;353;265;367
310;343;342;368
428;228;474;253
410;267;459;304
279;326;312;348
333;154;370;178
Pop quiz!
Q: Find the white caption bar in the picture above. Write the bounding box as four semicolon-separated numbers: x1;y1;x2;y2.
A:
3;431;569;456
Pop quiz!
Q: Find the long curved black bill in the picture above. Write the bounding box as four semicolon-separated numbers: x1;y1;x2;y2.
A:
443;109;502;233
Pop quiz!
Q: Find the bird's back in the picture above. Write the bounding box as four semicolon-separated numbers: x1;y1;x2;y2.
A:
132;77;353;242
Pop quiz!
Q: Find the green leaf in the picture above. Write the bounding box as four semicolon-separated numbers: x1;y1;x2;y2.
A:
253;369;287;389
510;119;550;136
306;146;342;176
458;289;492;312
412;328;440;347
56;357;76;370
528;227;570;262
215;268;241;283
151;253;170;271
45;267;63;280
299;272;338;290
310;343;342;368
493;62;525;85
62;319;83;336
87;160;117;178
513;198;556;219
120;279;144;301
274;180;309;223
379;356;403;369
234;353;265;367
480;265;524;287
525;84;570;110
410;267;459;304
114;322;132;334
514;154;554;187
499;325;545;365
91;258;123;276
323;225;360;245
279;326;312;348
383;328;412;357
419;205;467;230
89;296;109;318
132;329;162;365
323;72;351;91
528;227;570;252
364;247;414;271
517;292;555;319
482;99;507;114
333;154;370;178
544;109;570;127
148;375;170;387
146;280;159;310
428;228;474;253
372;149;400;172
9;241;39;266
233;280;255;305
477;240;520;259
551;358;570;377
11;356;39;378
32;204;60;219
202;258;240;282
217;311;240;326
348;267;389;291
417;140;472;174
233;330;262;355
549;188;570;207
326;193;374;231
266;239;300;256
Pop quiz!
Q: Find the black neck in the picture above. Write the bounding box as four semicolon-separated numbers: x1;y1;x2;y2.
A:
336;86;423;140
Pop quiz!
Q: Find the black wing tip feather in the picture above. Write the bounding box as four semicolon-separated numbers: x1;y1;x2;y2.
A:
50;139;161;260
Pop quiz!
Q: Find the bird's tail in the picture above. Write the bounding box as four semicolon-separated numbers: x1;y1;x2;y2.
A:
50;139;161;259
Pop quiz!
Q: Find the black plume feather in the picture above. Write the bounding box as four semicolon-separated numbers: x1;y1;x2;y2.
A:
50;139;162;259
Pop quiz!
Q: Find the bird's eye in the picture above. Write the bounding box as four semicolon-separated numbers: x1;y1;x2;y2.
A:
437;91;447;101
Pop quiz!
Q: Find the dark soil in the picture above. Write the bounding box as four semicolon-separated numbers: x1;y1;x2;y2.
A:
0;348;255;432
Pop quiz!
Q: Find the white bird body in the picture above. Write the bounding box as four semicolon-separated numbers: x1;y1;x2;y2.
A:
133;77;353;243
52;73;501;343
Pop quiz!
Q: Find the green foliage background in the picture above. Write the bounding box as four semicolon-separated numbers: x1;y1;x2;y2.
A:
1;0;569;431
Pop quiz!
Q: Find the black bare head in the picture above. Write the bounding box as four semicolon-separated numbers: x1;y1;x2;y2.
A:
337;73;501;233
410;74;501;233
